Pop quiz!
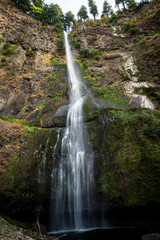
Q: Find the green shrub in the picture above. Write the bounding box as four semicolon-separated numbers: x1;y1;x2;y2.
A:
2;42;16;56
2;55;6;62
0;55;7;67
57;39;64;50
124;23;137;35
129;26;137;34
74;41;81;49
81;48;90;58
55;23;64;33
81;48;101;60
109;14;118;24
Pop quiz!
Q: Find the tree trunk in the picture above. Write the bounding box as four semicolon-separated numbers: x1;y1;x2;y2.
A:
122;1;126;10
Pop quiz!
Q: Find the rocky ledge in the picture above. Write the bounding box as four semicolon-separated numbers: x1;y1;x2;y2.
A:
0;217;60;240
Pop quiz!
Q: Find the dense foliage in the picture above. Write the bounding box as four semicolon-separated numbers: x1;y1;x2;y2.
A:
12;0;153;29
88;0;98;20
12;0;75;29
101;0;112;18
77;5;89;22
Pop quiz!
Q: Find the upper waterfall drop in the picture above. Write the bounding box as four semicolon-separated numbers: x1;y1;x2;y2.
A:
49;31;95;232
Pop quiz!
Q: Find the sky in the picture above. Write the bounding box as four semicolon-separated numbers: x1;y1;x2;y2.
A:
44;0;117;17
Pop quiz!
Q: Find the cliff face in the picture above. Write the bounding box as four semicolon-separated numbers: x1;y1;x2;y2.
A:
0;0;160;228
0;0;68;127
70;0;160;110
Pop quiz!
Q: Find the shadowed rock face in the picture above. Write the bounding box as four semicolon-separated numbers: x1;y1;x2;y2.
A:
0;0;160;231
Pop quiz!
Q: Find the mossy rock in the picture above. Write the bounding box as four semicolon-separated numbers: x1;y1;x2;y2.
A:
88;108;160;208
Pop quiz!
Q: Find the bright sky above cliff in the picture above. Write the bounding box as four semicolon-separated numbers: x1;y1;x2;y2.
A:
44;0;117;17
45;0;141;18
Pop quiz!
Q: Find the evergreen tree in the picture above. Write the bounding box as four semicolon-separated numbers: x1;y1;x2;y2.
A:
101;0;112;18
65;11;76;30
88;0;98;20
47;4;63;24
115;0;126;10
42;3;63;24
77;5;89;22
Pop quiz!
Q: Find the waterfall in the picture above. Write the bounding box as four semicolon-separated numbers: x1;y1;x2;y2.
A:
49;32;95;232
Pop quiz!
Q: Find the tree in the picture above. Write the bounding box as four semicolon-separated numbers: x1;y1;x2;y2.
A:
77;5;89;22
31;0;44;8
65;11;76;30
12;0;31;12
101;0;112;18
125;0;137;10
46;4;63;24
88;0;98;20
30;4;43;20
115;0;126;10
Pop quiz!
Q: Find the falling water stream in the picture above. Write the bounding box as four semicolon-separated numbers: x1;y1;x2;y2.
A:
49;32;95;233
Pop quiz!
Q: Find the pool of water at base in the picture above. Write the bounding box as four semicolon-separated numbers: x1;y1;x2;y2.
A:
49;227;147;240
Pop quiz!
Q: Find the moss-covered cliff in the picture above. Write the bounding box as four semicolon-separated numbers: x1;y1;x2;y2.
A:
0;0;160;230
88;109;160;208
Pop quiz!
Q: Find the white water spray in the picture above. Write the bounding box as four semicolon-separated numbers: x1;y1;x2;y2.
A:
50;32;94;232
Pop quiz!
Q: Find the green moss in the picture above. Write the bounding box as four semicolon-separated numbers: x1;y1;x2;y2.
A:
108;14;118;24
57;38;64;50
25;48;37;59
90;109;160;207
2;42;17;56
0;115;40;137
92;86;129;108
0;55;7;67
50;56;65;66
2;216;31;229
124;23;137;35
82;98;94;117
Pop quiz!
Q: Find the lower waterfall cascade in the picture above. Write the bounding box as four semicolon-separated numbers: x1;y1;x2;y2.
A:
48;31;98;233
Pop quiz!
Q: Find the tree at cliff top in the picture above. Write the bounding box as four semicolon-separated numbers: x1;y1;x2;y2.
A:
115;0;126;10
31;0;44;8
30;4;43;20
115;0;138;10
88;0;98;20
77;5;89;22
64;11;76;30
12;0;31;11
101;0;112;18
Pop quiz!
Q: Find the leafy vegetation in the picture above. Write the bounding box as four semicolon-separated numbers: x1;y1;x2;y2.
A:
2;42;17;56
80;48;101;60
88;0;98;20
124;23;137;34
77;5;89;22
101;0;112;18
